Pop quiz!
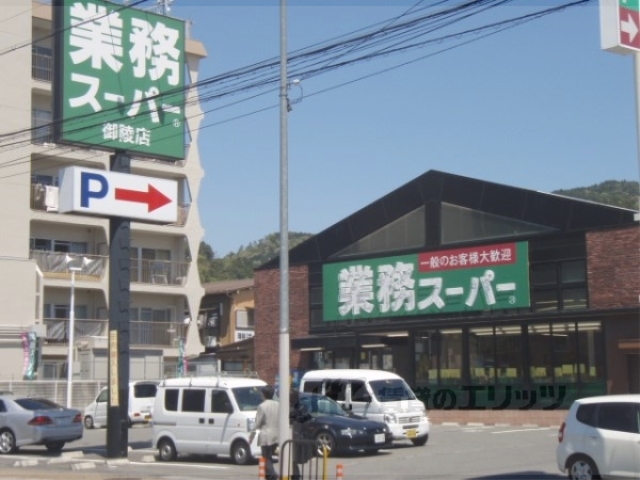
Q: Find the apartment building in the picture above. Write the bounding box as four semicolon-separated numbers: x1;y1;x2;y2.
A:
0;1;207;380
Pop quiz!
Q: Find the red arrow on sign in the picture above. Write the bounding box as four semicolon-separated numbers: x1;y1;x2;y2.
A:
115;184;172;212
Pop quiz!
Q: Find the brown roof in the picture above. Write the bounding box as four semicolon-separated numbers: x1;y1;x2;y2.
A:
203;278;254;295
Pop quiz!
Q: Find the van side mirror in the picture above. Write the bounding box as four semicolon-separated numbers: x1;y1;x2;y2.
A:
224;402;234;414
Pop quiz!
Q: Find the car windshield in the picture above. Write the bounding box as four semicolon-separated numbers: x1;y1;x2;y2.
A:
232;386;264;411
300;395;348;417
15;398;63;410
370;379;417;402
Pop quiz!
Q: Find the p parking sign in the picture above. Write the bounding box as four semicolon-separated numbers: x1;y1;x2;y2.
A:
53;0;186;160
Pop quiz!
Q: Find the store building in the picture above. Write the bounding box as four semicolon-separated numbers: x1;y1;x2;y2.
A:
254;170;639;425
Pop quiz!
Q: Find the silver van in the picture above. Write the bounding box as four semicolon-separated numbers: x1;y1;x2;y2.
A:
83;380;158;429
300;369;430;446
152;376;266;465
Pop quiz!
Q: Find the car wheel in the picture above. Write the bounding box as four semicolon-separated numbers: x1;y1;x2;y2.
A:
0;430;16;454
315;431;336;457
157;438;177;462
411;434;428;446
128;417;133;428
568;456;600;480
45;441;65;453
83;416;94;429
231;439;252;465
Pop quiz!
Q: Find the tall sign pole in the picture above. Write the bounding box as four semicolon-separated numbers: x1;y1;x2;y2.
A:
107;152;131;458
53;0;187;459
600;0;640;212
278;0;291;451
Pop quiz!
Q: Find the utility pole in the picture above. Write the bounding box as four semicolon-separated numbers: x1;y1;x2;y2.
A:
278;0;291;452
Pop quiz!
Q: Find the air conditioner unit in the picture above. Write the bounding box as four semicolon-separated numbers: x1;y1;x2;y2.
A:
44;185;59;212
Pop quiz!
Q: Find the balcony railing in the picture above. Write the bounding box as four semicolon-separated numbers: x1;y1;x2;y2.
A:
30;251;106;281
30;251;190;286
131;258;190;286
43;319;189;347
32;52;52;82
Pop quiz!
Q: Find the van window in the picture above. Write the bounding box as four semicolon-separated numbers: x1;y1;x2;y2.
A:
597;403;639;434
97;389;108;403
302;381;322;394
182;389;206;413
134;383;157;398
351;380;369;402
326;381;346;401
165;389;179;411
370;379;416;402
233;386;263;411
211;391;232;413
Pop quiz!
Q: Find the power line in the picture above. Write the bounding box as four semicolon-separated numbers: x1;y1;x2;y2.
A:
0;0;593;182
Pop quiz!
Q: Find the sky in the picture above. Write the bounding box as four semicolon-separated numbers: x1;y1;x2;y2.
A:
166;0;639;257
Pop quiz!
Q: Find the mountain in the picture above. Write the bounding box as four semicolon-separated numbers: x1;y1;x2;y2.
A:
198;179;639;282
198;232;312;282
552;180;638;210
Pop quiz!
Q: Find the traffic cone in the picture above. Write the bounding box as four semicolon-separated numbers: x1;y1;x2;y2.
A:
258;456;266;480
336;463;344;480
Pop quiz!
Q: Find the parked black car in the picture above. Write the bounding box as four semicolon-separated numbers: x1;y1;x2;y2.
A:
294;393;392;456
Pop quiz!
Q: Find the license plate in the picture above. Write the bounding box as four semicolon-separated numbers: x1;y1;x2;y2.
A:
374;433;385;444
406;429;417;438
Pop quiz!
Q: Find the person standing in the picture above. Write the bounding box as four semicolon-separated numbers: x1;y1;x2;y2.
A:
251;385;279;480
290;391;313;480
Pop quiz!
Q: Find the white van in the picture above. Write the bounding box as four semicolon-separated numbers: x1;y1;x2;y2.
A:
83;380;158;429
300;369;430;446
152;376;266;465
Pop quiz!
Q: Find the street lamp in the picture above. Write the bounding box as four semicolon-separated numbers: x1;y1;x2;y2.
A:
65;255;89;408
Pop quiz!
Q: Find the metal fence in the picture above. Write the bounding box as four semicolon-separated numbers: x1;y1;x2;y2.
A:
0;380;108;410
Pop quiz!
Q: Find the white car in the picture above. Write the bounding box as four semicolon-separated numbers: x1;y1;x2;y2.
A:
83;381;158;429
556;394;640;479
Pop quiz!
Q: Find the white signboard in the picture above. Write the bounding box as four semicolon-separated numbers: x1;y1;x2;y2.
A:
600;0;638;54
59;166;178;223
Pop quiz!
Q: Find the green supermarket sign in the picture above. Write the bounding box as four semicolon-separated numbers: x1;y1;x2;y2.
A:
53;0;185;160
323;242;530;321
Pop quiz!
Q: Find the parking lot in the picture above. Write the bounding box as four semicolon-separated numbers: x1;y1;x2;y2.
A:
0;423;568;479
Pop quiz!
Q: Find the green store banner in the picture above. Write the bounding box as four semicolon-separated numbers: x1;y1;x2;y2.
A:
54;0;186;160
323;242;530;321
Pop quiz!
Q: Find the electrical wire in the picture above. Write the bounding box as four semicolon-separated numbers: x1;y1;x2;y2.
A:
0;0;593;182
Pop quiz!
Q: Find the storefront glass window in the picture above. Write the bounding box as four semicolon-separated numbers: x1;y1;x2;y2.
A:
469;327;495;384
495;325;522;384
528;324;553;383
415;331;438;386
552;322;578;383
439;329;462;384
576;322;604;384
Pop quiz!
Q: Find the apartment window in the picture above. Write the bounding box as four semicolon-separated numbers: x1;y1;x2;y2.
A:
32;109;52;144
236;309;255;329
32;44;52;81
29;238;87;253
130;307;174;322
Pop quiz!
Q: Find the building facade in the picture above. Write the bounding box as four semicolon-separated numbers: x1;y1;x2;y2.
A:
254;170;639;425
0;1;207;380
197;279;256;373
